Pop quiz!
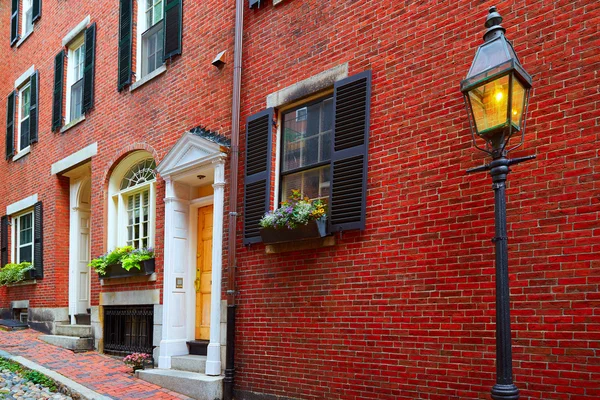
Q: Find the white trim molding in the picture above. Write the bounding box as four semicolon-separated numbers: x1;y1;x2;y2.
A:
51;143;98;175
7;194;38;215
15;66;35;89
62;16;91;47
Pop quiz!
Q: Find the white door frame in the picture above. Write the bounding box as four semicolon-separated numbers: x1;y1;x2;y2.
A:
68;176;92;324
156;132;227;375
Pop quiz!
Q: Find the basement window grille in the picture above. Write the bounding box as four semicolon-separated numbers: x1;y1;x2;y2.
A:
103;305;153;356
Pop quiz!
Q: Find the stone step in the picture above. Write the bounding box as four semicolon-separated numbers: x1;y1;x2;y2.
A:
136;369;222;400
75;313;91;325
171;355;207;373
39;335;94;352
55;324;92;338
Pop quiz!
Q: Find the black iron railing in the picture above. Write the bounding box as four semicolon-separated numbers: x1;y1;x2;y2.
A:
103;305;153;356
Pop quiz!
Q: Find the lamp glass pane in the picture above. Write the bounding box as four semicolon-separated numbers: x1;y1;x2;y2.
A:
467;74;510;135
468;39;510;78
511;77;526;129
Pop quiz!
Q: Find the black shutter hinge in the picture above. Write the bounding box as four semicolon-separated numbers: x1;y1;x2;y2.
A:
491;236;508;243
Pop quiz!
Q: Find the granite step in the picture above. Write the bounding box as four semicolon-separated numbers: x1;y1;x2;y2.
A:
136;369;222;400
55;324;92;338
171;355;207;373
39;335;93;352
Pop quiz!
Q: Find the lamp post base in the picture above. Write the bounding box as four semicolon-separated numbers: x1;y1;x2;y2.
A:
491;383;520;400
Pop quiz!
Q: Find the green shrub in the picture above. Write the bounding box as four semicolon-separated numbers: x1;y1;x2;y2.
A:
22;370;57;391
0;262;34;286
89;246;154;275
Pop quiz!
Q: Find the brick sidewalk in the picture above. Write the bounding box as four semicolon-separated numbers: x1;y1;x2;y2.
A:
0;329;191;400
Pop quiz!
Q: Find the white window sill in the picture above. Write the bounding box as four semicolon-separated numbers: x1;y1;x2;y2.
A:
130;65;167;92
12;146;31;161
60;115;86;133
16;29;34;48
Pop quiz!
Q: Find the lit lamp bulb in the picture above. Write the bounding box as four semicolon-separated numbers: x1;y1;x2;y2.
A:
495;91;504;102
512;109;518;116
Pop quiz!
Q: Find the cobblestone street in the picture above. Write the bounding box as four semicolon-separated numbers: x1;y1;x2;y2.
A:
0;329;190;400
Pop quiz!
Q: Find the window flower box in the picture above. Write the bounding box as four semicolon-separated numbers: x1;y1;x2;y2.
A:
260;218;327;244
100;258;155;279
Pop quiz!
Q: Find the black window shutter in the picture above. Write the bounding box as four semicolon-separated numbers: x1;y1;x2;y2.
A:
82;23;96;113
10;0;18;46
29;71;39;144
6;91;15;159
118;0;133;91
243;109;273;245
329;70;372;233
32;0;41;22
1;216;8;268
52;51;64;131
163;0;182;61
33;201;43;278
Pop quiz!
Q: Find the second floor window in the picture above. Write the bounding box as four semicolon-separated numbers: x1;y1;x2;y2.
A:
18;84;31;151
141;0;164;77
70;43;85;121
15;211;34;264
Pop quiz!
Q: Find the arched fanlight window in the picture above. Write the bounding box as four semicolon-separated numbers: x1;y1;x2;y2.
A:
108;152;157;250
120;158;157;190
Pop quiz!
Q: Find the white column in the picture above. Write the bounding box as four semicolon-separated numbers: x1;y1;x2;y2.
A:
206;160;225;376
159;177;190;368
67;180;81;325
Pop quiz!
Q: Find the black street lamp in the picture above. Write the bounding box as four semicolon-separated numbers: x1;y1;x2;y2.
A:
460;6;535;400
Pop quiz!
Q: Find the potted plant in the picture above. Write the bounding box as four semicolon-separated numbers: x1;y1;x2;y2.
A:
0;262;34;286
89;247;155;279
123;352;152;372
259;189;327;244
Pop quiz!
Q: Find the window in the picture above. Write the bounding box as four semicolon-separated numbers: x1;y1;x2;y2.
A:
18;84;31;151
108;153;157;251
140;0;164;77
14;211;33;264
66;37;85;123
280;97;333;203
22;0;33;35
243;71;372;245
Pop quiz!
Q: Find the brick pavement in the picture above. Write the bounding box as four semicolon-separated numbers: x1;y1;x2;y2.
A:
0;329;190;400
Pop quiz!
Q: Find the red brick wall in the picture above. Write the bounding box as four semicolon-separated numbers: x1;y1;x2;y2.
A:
0;0;235;309
235;1;600;399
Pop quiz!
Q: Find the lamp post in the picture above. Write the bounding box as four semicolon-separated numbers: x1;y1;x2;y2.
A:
460;6;535;400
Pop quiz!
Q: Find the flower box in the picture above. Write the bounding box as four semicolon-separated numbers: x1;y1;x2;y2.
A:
260;218;327;244
99;258;155;279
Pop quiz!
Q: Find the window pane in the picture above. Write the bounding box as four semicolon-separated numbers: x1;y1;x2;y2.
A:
154;2;163;25
282;165;330;203
282;97;333;173
19;245;32;264
21;87;31;120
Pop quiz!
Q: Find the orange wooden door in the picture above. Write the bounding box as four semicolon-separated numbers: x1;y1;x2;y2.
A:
195;205;213;340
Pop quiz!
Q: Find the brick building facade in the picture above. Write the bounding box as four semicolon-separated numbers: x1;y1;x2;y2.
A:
0;0;598;399
233;1;599;399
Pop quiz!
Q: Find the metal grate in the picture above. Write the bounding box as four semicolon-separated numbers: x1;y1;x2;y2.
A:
103;305;153;356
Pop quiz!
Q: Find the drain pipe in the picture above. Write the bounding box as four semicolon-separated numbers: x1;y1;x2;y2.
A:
224;0;244;398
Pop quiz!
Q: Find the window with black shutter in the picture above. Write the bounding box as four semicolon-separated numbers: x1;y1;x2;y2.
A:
33;201;43;278
52;51;64;131
243;109;273;245
246;71;372;241
118;0;133;90
6;91;15;159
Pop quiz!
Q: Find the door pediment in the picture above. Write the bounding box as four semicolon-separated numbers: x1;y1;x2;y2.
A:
157;132;228;178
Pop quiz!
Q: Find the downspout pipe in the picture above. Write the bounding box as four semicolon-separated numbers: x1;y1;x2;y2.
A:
224;0;244;398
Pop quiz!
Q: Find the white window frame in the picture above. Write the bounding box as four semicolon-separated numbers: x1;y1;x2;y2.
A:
136;0;164;80
17;82;31;155
65;35;86;124
11;210;34;265
21;0;34;36
107;152;157;251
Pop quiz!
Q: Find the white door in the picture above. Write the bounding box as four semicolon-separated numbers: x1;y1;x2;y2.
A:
77;211;91;314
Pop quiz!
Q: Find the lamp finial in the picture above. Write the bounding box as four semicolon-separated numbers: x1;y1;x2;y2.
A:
483;6;506;42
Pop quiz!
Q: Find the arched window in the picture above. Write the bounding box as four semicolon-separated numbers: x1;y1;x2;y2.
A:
108;152;157;250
